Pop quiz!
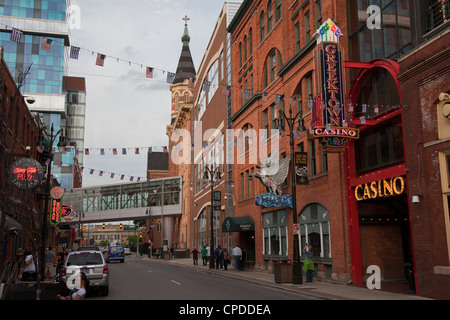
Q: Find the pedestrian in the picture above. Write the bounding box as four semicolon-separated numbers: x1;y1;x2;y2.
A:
240;248;246;271
169;246;174;259
303;244;314;282
191;247;199;265
201;246;208;266
214;245;224;270
56;272;89;300
56;248;66;277
223;246;229;271
45;246;56;280
231;244;242;271
21;250;37;281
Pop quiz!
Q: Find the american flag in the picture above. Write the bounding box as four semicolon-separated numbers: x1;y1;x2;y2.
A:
96;53;106;66
146;67;153;79
275;94;281;105
70;46;80;59
202;80;210;92
41;37;52;51
262;92;268;102
166;72;175;84
188;78;195;89
243;89;250;100
290;96;297;106
223;85;230;96
10;28;22;42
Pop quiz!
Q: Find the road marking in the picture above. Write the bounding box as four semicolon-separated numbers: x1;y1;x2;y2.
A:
148;270;153;273
171;280;181;285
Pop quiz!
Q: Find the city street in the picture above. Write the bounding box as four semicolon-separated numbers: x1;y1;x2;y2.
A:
88;255;320;301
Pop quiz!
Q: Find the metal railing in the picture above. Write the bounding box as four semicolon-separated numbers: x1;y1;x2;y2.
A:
426;0;450;32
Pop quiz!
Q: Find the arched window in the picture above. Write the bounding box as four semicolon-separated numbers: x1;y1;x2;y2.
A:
299;203;331;258
275;0;281;22
239;42;242;67
249;28;253;56
260;11;265;42
267;0;273;32
244;35;248;61
263;48;283;88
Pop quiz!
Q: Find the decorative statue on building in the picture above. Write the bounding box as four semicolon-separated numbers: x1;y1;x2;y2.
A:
250;151;290;196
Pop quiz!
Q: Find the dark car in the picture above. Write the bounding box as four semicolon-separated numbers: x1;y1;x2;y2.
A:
106;245;125;263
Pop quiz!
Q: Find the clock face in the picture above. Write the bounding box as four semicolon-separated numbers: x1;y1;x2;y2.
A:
9;158;45;190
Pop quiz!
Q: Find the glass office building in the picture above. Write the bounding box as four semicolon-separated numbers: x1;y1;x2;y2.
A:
0;0;75;189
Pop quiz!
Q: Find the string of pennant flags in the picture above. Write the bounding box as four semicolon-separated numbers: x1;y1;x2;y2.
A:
3;24;410;110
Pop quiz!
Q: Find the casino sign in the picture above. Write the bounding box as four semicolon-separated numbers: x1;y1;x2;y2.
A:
311;19;359;149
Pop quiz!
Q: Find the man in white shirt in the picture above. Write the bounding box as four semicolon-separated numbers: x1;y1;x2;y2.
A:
231;245;242;271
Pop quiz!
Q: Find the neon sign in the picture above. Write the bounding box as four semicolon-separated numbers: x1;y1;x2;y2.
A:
355;176;405;201
9;158;44;190
312;19;359;148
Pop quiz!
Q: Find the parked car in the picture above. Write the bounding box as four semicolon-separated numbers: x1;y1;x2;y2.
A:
60;250;109;296
106;245;125;263
124;247;131;255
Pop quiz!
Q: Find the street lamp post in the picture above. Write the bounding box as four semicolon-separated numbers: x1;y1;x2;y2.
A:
37;124;67;299
277;105;305;285
204;165;221;269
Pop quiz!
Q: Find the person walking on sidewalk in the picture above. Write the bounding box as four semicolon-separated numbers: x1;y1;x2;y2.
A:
45;246;56;280
191;247;199;265
223;246;229;271
231;245;242;271
201;246;208;266
303;244;314;282
214;245;224;270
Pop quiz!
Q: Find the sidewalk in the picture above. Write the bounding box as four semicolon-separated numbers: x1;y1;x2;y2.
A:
143;256;432;300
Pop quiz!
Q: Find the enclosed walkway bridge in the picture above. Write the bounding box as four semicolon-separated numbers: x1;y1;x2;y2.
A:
61;176;182;225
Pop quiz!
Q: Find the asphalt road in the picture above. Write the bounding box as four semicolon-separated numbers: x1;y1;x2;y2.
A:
88;255;319;301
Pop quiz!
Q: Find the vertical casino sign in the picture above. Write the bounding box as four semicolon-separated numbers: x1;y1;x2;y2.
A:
312;19;359;149
50;186;64;225
9;158;45;190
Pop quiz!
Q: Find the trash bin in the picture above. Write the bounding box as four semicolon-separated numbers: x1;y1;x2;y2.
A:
274;261;292;284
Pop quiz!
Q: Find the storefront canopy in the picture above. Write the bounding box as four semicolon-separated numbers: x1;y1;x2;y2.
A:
222;216;254;232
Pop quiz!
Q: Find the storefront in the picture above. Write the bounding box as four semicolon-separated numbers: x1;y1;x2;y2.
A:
345;59;415;288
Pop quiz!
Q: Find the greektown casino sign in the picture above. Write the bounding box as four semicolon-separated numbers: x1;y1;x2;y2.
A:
311;19;359;149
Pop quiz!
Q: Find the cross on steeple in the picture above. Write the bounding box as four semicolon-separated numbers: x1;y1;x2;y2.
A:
182;15;190;26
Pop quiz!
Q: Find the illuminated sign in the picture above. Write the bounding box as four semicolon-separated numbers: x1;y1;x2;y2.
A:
9;158;45;190
312;19;359;148
51;198;62;225
355;176;405;201
255;193;293;208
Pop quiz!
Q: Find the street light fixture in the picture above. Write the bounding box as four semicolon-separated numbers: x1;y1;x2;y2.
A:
277;104;304;285
37;124;67;298
204;164;221;269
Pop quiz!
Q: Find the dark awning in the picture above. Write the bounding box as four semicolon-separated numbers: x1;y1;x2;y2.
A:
222;216;254;232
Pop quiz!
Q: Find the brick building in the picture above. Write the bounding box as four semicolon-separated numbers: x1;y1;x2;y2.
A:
228;0;352;282
0;46;48;264
189;3;239;254
397;9;450;298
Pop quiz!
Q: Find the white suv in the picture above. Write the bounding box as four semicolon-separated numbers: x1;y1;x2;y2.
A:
60;250;109;296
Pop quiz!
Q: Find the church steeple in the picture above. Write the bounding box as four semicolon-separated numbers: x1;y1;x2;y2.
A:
173;15;196;84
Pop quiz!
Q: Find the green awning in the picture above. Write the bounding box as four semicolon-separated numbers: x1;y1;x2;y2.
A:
222;216;254;232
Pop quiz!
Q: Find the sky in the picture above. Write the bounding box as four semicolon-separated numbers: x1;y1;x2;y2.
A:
67;0;243;187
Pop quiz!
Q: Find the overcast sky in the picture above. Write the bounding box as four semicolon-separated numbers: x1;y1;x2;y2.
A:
67;0;242;187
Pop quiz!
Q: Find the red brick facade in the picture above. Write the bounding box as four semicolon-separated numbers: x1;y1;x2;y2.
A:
398;29;450;299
